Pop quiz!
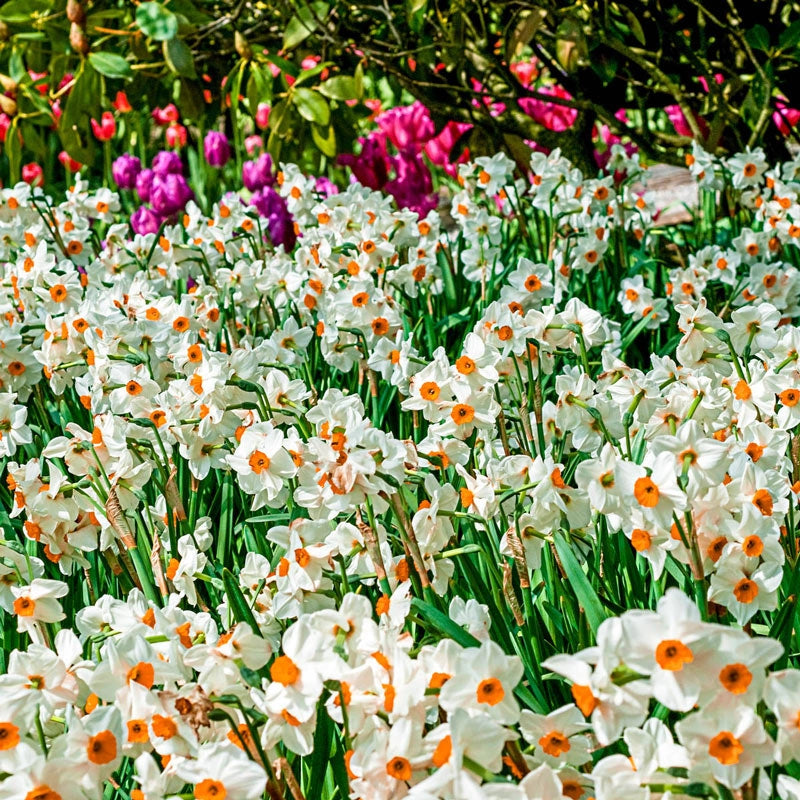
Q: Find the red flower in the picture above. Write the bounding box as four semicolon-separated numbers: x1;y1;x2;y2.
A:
112;91;132;113
58;150;82;171
22;163;44;187
90;111;116;141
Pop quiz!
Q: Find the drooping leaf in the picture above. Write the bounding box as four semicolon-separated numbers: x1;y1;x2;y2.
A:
163;37;197;78
311;122;337;157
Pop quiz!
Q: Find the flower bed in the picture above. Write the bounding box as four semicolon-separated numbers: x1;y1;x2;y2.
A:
1;142;800;799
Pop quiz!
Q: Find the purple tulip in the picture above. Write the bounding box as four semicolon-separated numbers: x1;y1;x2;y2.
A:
242;153;274;192
135;168;155;203
251;187;296;251
385;150;437;216
151;150;183;176
338;134;390;190
151;173;193;216
204;131;231;168
111;154;141;190
131;207;161;235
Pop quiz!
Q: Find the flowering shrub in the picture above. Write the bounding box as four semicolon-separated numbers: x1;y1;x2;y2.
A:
5;0;800;190
4;140;800;800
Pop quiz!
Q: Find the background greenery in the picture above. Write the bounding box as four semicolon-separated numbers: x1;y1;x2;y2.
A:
2;0;800;186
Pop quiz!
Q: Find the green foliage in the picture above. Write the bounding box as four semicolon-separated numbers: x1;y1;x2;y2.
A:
0;0;799;178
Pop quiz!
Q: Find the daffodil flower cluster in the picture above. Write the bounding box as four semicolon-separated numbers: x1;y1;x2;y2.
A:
4;142;800;800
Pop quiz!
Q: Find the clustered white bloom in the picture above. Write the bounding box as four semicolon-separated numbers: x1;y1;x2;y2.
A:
2;142;800;799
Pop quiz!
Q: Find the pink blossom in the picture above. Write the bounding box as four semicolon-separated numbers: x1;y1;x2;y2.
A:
255;103;271;130
664;104;709;139
376;101;435;153
28;70;49;96
165;123;187;148
22;163;44;187
364;98;382;120
425;121;472;177
698;73;724;93
773;98;800;136
58;150;82;171
511;59;539;88
245;135;263;155
519;85;577;131
152;104;180;125
470;79;505;117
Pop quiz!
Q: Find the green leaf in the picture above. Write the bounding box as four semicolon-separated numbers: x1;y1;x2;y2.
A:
746;24;770;52
0;0;51;23
311;122;337;157
59;64;101;165
293;87;330;125
623;9;645;45
177;77;204;122
309;706;332;791
354;61;364;98
318;75;359;101
136;2;178;41
264;52;300;79
163;37;196;77
554;534;607;634
5;119;21;184
293;63;334;88
506;8;547;61
283;2;329;50
268;98;292;137
217;472;234;567
88;52;132;79
246;64;272;112
780;19;800;50
411;597;480;647
20;121;46;157
222;568;263;635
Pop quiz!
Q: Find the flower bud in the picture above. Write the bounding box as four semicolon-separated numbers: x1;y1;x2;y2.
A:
66;0;86;25
203;131;231;168
69;22;89;55
22;163;44;187
234;31;253;61
111;154;142;190
242;153;274;192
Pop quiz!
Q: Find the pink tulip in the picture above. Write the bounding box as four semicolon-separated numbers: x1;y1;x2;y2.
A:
22;163;44;187
152;104;180;125
165;123;187;148
245;135;263;155
255;103;271;130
